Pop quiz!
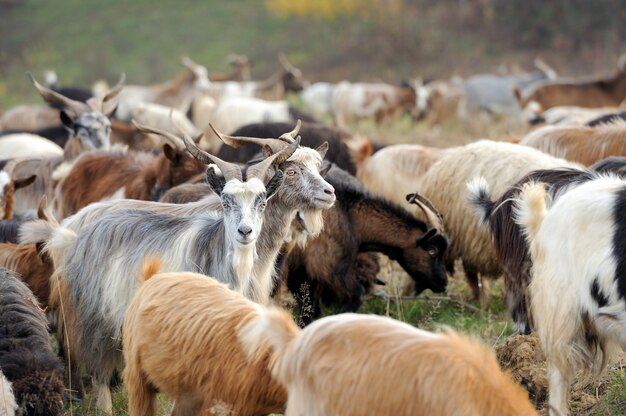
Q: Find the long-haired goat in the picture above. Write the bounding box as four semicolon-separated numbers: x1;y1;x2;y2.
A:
286;165;448;323
520;120;626;166
123;259;297;416
0;369;17;416
0;268;64;415
514;176;626;415
468;167;604;334
417;140;580;299
21;129;298;414
239;313;538;416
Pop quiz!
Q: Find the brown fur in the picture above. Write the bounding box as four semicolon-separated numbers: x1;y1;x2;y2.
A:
54;147;205;218
1;175;36;220
240;313;538;416
0;243;52;307
520;121;626;166
517;62;626;111
123;264;296;416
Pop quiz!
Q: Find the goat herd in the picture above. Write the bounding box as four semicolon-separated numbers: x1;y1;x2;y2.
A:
0;52;626;416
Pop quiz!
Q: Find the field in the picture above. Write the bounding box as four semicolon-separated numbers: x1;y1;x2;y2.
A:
1;1;625;415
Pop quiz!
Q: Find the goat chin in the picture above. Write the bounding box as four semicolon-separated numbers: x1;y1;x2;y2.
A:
295;209;325;248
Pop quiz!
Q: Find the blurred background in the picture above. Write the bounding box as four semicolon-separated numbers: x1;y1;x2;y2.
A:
1;0;625;107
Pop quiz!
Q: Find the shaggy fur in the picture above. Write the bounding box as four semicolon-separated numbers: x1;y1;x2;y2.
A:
586;111;626;127
591;156;626;175
418;140;580;299
0;369;17;416
468;168;602;334
218;121;357;174
520;120;626;166
286;165;448;323
53;146;205;218
0;268;64;415
0;244;52;307
123;261;298;415
239;313;538;416
514;177;626;415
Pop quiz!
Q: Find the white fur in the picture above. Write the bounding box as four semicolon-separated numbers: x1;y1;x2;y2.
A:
515;176;626;416
300;82;336;120
210;97;292;135
0;369;16;416
0;172;10;198
0;134;63;159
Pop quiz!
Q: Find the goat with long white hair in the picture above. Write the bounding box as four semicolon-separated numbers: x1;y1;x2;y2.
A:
514;176;626;415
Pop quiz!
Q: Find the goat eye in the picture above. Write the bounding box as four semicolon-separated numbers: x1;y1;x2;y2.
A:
222;202;230;209
287;170;296;176
428;248;437;257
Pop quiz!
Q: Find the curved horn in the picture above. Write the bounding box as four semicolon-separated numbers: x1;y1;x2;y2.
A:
406;191;444;233
248;136;301;180
208;123;289;154
278;53;295;71
27;71;90;115
131;120;185;149
277;119;301;143
181;56;199;70
102;72;126;104
181;134;242;181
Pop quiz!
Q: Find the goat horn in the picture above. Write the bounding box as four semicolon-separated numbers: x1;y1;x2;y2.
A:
248;136;300;180
102;72;126;104
277;119;302;143
208;123;290;154
36;196;53;223
131;120;185;149
181;56;199;70
27;71;91;115
278;53;295;71
181;134;242;181
406;191;445;233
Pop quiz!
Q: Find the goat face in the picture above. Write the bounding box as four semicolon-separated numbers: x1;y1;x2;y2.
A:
282;68;305;93
401;229;449;294
61;110;112;152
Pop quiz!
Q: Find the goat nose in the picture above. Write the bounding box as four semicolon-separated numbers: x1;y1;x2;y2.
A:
238;225;253;237
324;184;335;196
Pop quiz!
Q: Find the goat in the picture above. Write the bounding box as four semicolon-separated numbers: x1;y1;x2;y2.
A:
0;171;36;220
123;259;297;415
0;369;17;416
286;165;448;323
205;54;305;102
209;96;315;136
520;120;626;166
52;135;206;218
515;53;626;112
417;140;580;299
0;134;63;159
525;105;623;126
217;121;357;174
468;167;603;334
332;81;416;127
0;242;52;308
0;268;64;415
414;77;465;124
514;176;626;415
591;156;626;175
20;128;298;414
239;313;538;416
300;82;336;120
0;105;60;132
208;54;251;82
586;111;626;127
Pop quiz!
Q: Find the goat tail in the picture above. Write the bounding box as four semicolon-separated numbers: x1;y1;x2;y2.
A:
237;307;300;363
140;256;162;283
466;176;495;225
513;181;547;242
18;218;76;268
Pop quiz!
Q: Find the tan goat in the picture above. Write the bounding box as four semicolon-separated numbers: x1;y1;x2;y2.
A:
240;313;538;416
122;259;297;416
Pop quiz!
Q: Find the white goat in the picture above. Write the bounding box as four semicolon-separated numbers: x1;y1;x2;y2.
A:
0;134;63;159
300;82;336;120
515;176;626;416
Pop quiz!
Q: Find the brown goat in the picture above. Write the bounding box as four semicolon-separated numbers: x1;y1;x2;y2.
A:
0;172;37;220
53;145;206;218
520;120;626;166
239;313;538;416
123;259;296;416
515;54;626;111
0;243;52;307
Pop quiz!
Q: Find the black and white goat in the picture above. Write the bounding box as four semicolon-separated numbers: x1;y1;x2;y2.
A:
514;176;626;416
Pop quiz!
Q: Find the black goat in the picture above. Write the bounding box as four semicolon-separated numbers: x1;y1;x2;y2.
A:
0;268;64;415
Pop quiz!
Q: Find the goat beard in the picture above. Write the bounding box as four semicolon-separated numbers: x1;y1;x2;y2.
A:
231;242;257;298
294;209;325;249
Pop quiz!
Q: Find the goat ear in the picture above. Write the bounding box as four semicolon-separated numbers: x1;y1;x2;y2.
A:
60;111;74;130
163;144;179;163
13;175;37;190
319;161;332;177
415;228;437;246
206;166;226;195
315;141;329;159
265;169;284;199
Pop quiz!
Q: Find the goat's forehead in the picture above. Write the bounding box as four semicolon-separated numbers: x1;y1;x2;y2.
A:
77;112;110;128
222;177;266;198
0;171;9;192
289;148;322;171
